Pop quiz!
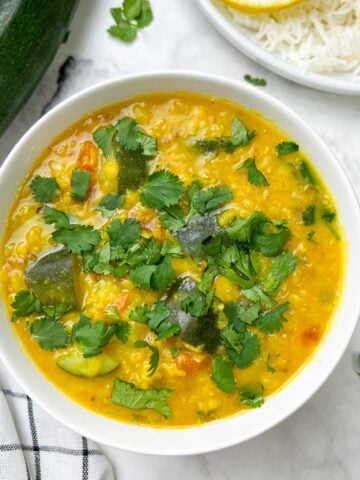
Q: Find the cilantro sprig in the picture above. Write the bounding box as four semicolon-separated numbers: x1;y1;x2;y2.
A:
30;176;60;203
108;0;153;43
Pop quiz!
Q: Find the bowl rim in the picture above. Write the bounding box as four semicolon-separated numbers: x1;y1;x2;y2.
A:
1;70;360;455
196;0;360;96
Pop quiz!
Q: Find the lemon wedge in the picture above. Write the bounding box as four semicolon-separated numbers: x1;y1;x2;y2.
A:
219;0;302;13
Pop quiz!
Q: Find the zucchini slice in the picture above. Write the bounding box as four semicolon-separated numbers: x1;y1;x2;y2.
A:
175;214;223;260
165;277;221;354
25;249;78;307
115;144;148;194
57;351;119;378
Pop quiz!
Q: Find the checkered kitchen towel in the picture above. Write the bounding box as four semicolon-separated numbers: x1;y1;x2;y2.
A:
0;361;114;480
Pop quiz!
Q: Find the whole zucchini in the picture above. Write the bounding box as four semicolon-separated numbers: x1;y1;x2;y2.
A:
0;0;79;136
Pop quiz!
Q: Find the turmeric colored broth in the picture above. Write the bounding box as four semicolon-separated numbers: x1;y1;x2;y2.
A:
0;93;343;427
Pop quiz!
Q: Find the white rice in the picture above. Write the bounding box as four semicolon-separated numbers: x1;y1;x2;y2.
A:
226;0;360;77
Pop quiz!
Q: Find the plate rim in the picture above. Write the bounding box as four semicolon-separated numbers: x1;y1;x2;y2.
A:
197;0;360;96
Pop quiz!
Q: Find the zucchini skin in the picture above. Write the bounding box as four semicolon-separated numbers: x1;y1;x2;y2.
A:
0;0;79;136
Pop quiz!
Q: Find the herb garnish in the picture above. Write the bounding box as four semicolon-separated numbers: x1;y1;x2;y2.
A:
211;357;236;393
134;340;159;376
111;378;172;419
30;176;60;203
276;141;299;157
238;157;269;187
303;205;315;226
244;74;267;87
108;0;153;43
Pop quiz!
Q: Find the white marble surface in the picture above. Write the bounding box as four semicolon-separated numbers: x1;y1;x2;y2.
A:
1;1;360;478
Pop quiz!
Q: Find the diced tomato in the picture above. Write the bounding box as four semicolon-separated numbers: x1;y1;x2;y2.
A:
176;350;210;373
302;326;320;344
77;141;99;172
112;292;132;313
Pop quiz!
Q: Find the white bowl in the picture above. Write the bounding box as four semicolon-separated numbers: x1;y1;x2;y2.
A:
197;0;360;96
1;71;360;455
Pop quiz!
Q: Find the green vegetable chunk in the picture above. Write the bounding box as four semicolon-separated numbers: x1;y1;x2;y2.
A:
165;277;221;354
116;144;148;194
25;249;78;307
57;351;119;377
111;378;172;419
175;213;224;260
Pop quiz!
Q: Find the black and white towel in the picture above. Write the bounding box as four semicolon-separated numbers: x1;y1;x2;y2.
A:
0;361;114;480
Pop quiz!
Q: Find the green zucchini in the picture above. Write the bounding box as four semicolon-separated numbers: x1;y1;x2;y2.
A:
57;351;119;378
165;277;221;354
0;0;79;136
25;249;78;307
175;214;224;260
115;143;148;194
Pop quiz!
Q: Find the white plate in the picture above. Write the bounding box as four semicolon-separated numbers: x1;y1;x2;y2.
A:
197;0;360;96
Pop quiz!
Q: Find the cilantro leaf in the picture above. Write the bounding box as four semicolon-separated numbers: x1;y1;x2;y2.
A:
157;206;185;233
276;141;299;156
194;139;220;156
42;303;72;321
299;160;315;185
43;206;70;229
191;186;233;215
240;383;264;408
116;117;157;156
241;285;275;309
129;304;148;323
303;205;315;226
225;330;260;369
150;256;176;291
107;218;141;248
256;302;289;334
210;357;236;393
111;378;172;419
130;264;157;290
93;125;116;157
220;117;256;153
244;74;267;87
72;317;118;357
52;225;101;254
262;251;297;294
147;302;180;339
136;0;153;27
30;318;68;350
108;20;137;42
134;340;159;376
11;290;42;320
226;211;267;243
239;157;269;187
123;0;142;19
140;170;184;209
30;176;60;203
95;194;125;218
115;322;131;343
322;208;336;223
307;230;316;242
71;169;91;202
253;222;290;257
224;301;260;330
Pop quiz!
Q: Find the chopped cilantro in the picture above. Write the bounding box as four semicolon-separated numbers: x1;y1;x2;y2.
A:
130;302;180;340
227;211;267;243
30;318;68;350
30;176;60;203
157;206;185;233
299;160;315;184
42;303;72;321
52;225;101;254
95;194;125;218
130;256;175;292
253;222;290;257
322;208;336;223
262;251;297;294
256;302;289;334
11;290;41;320
276;141;299;157
108;0;153;43
194;139;220;156
43;206;70;229
223;329;261;369
170;346;180;358
220;117;256;154
72;316;118;357
92;126;115;157
224;301;260;330
191;186;233;215
107;218;141;248
241;285;275;309
238;157;269;187
303;205;315;226
210;357;236;393
111;378;172;419
71;169;91;202
134;340;159;376
307;230;316;242
240;383;264;408
244;74;267;87
266;354;276;373
140;170;184;209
